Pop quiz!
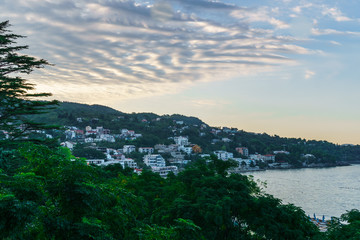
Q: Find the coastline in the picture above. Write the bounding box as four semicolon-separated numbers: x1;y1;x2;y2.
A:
234;161;354;174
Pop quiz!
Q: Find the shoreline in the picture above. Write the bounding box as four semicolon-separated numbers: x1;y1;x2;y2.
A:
236;161;355;174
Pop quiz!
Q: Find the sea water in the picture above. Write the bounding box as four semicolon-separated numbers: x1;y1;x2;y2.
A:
245;165;360;218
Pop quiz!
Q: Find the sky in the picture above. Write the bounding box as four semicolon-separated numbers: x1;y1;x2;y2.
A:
2;0;360;144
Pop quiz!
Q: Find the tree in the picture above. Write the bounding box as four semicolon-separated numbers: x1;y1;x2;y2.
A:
72;144;106;160
145;158;322;240
0;21;58;142
327;209;360;239
192;144;202;154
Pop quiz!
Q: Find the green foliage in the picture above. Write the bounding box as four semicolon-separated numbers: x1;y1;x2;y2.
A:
72;144;106;159
1;143;144;239
0;148;23;175
129;158;322;240
326;209;360;240
136;218;203;240
0;191;38;239
0;141;340;240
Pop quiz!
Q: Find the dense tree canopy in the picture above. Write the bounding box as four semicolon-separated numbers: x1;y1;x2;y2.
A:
327;209;360;240
0;143;325;239
72;143;106;160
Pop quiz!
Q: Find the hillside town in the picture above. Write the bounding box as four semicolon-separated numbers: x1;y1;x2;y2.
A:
59;120;318;178
1;104;346;179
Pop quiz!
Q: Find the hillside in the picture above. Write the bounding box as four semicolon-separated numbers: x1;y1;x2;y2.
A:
31;101;206;129
30;101;360;164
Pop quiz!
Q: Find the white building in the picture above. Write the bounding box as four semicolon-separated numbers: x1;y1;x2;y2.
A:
139;147;154;154
263;154;275;162
214;151;234;160
96;159;138;169
85;137;94;143
170;152;185;159
168;159;191;165
154;144;166;151
179;146;193;155
121;129;129;134
174;136;189;146
123;145;136;154
46;134;53;139
100;160;118;166
273;150;290;155
155;144;178;153
222;138;231;142
106;152;113;160
249;154;275;162
100;134;115;142
119;158;138;169
233;158;252;167
86;159;105;165
151;166;178;178
143;154;166;167
249;154;263;161
60;141;76;150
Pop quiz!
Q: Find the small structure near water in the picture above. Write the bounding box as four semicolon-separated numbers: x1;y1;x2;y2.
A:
309;214;330;232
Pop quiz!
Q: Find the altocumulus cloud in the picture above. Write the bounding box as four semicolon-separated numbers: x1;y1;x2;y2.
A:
1;0;330;102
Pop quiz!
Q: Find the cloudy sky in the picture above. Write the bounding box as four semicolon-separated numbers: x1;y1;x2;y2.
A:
2;0;360;144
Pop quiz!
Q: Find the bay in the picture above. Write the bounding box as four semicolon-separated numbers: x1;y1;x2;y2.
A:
245;165;360;219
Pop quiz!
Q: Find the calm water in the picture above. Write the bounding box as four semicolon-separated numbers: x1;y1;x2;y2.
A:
245;165;360;219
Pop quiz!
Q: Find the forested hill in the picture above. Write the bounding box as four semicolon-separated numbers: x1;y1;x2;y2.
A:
32;101;360;163
31;101;206;127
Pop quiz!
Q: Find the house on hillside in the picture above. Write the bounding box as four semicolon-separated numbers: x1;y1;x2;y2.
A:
151;166;178;178
143;154;166;167
139;147;154;154
123;145;136;154
174;136;189;146
214;151;233;160
236;147;249;157
61;141;76;150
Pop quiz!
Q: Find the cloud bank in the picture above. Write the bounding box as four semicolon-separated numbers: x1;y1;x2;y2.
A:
1;0;358;102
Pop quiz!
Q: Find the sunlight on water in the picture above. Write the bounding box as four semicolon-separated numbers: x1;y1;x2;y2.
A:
245;165;360;218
